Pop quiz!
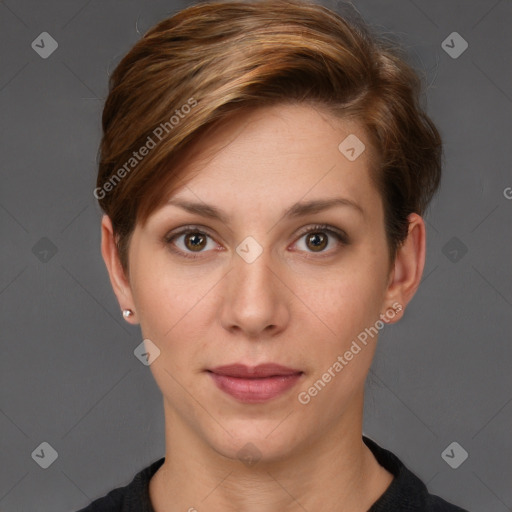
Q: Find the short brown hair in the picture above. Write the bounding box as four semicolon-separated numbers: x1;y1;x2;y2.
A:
96;0;442;272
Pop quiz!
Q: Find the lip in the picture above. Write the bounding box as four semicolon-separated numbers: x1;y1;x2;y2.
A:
209;363;302;378
207;363;304;403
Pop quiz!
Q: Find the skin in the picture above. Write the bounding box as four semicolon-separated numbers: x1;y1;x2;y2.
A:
101;103;426;512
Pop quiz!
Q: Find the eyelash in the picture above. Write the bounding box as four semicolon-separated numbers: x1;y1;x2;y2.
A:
163;224;349;260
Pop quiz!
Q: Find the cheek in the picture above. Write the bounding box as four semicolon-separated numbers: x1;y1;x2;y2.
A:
130;249;222;350
293;261;388;399
134;275;206;341
130;262;216;401
301;265;386;342
294;273;385;413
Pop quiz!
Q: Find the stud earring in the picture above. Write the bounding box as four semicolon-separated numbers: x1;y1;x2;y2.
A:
122;309;134;319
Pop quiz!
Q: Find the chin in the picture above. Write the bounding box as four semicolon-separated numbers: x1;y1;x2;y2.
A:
202;416;307;466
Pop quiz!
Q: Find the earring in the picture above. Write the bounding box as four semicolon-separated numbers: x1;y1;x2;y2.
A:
122;309;134;319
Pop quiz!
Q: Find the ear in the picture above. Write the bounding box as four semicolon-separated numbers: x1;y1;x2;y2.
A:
382;213;426;324
100;215;138;324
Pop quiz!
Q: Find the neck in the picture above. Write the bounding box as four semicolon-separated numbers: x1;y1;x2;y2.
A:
149;394;393;512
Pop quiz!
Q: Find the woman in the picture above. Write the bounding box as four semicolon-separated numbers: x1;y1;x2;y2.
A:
82;0;468;510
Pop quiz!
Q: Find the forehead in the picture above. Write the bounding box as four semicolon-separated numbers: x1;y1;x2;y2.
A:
166;103;377;204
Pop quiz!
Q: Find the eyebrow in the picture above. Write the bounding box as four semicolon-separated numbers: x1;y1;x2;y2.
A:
165;197;364;224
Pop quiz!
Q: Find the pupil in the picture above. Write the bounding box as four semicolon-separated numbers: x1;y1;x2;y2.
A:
308;232;326;251
187;233;205;250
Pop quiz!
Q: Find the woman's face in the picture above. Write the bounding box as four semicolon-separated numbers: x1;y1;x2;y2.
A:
110;103;409;463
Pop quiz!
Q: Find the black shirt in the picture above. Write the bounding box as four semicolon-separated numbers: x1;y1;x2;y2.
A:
76;436;469;511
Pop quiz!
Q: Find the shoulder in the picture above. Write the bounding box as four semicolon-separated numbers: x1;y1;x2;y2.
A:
427;494;469;511
75;488;124;512
74;457;165;512
363;436;469;512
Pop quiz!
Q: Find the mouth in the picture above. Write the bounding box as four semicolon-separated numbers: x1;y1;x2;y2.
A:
206;363;304;403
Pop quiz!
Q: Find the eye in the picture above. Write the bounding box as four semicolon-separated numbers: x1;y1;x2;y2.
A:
164;223;348;260
164;227;219;259
292;224;348;255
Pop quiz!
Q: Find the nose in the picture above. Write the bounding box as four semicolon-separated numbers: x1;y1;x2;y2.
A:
219;247;290;339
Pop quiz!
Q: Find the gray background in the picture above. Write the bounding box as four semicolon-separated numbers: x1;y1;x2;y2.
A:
0;0;510;511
